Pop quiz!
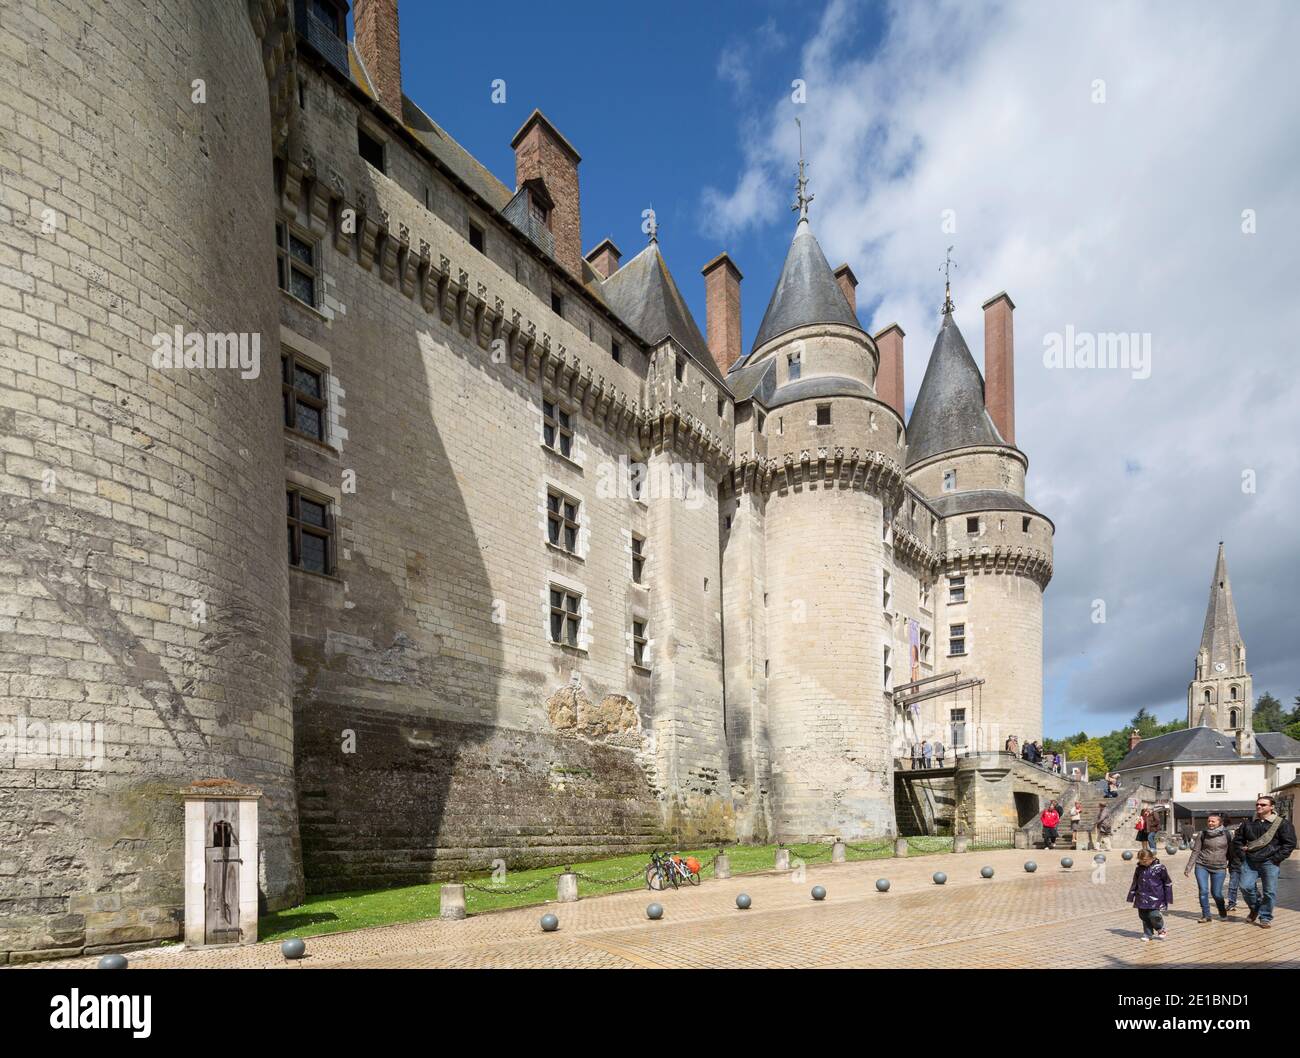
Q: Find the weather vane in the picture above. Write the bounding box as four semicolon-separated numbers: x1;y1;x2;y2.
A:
941;245;956;314
792;118;814;221
647;202;659;244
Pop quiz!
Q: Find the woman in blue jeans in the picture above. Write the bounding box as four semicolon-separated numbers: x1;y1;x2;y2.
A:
1184;813;1230;921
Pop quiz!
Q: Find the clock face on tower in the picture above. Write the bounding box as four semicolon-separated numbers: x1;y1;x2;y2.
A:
1214;662;1226;673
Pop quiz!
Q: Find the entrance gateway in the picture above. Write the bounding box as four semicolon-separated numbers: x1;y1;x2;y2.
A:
182;779;262;946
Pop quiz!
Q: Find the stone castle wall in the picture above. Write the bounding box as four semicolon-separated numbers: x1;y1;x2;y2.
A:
0;0;301;962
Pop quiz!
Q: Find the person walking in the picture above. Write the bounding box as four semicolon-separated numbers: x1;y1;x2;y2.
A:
1040;802;1061;851
1094;801;1114;851
934;739;946;768
1184;812;1231;922
921;739;932;770
1226;821;1244;912
1136;807;1160;853
1231;795;1297;929
1127;847;1173;941
1070;800;1083;838
910;740;921;771
1105;771;1120;798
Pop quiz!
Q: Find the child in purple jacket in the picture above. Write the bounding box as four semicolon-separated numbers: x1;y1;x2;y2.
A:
1127;847;1174;940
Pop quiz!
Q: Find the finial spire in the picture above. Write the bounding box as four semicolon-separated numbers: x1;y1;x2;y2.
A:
941;245;956;314
647;203;658;245
791;118;814;222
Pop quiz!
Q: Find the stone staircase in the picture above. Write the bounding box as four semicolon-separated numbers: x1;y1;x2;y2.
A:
1024;779;1153;849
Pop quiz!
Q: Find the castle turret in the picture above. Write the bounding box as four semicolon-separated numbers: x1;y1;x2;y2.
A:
0;1;302;962
1187;543;1253;735
905;294;1053;748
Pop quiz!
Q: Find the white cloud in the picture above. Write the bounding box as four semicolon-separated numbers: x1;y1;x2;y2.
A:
707;0;1300;731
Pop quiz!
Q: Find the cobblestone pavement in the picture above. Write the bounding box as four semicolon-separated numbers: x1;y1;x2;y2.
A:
26;848;1300;970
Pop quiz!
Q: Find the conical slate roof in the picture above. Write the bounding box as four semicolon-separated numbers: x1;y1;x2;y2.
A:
749;218;862;354
1199;543;1245;669
905;311;1006;466
601;240;721;382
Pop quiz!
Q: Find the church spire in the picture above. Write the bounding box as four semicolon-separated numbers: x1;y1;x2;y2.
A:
1199;541;1245;670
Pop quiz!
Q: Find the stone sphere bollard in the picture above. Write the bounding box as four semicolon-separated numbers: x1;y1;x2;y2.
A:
932;872;947;885
1122;850;1134;861
556;871;579;903
714;852;732;880
280;938;306;960
774;847;791;871
1094;853;1107;863
1165;844;1178;856
1024;861;1038;873
98;953;128;969
875;878;891;892
439;883;467;921
832;840;846;864
540;913;559;932
980;866;995;879
1061;857;1073;869
736;893;752;910
811;885;827;901
646;902;664;920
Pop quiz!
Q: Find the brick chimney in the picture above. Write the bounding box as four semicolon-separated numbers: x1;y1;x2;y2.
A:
585;238;621;280
872;323;905;421
353;0;403;118
982;291;1016;446
512;109;582;280
1128;729;1142;751
701;252;743;376
833;263;858;313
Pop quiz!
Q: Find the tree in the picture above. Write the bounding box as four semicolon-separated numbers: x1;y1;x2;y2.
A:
1073;738;1108;776
1254;692;1285;733
1287;720;1300;744
1130;707;1161;739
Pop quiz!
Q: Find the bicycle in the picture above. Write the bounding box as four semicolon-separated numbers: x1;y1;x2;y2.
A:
645;851;673;891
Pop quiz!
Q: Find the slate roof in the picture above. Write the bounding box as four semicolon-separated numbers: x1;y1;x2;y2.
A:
600;241;721;383
726;356;777;405
749;219;863;354
1117;726;1300;771
927;489;1052;527
905;312;1009;466
766;375;875;409
1198;543;1246;670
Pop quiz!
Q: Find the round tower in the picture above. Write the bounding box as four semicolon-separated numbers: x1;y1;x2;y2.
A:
905;296;1053;750
0;2;301;961
746;217;906;840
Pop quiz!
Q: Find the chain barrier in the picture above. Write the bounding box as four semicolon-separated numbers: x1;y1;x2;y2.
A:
461;876;552;896
845;840;893;855
570;865;648;887
783;842;833;862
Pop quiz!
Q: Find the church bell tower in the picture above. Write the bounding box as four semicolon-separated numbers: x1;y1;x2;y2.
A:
1187;543;1253;750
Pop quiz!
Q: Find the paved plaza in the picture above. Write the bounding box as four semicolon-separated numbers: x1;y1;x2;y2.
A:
28;849;1299;970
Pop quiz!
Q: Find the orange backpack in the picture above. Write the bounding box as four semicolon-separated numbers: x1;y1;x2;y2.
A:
684;856;701;874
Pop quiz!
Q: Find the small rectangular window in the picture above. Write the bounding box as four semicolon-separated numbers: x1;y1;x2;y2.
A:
551;291;563;316
816;404;831;426
756;412;766;434
675;354;686;382
943;469;956;492
633;619;648;668
469;223;485;254
966;516;979;534
883;644;892;691
282;352;327;441
546;489;580;554
717;396;725;418
1022;516;1031;533
920;629;932;663
882;570;892;611
287;487;334;574
788;351;801;381
549;587;581;646
631;534;645;584
276;220;319;307
1209;773;1225;790
542;400;573;459
611;340;622;364
358;125;386;171
949;575;966;604
949;623;966;657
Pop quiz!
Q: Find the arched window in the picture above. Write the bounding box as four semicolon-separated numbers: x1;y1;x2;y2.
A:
1203;689;1211;704
1230;686;1239;700
1229;708;1239;729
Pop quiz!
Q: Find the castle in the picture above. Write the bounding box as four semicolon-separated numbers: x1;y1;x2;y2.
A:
0;0;1052;961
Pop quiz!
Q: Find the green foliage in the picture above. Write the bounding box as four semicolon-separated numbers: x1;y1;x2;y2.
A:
1286;720;1300;744
1070;738;1108;775
1253;692;1286;733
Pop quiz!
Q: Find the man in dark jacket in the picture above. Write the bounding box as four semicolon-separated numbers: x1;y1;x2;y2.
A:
1231;795;1297;928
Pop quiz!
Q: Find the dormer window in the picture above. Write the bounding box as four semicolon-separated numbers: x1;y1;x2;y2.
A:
358;124;386;172
788;350;802;381
943;469;957;492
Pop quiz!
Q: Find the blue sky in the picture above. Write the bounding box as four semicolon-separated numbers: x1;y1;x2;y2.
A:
379;2;1300;739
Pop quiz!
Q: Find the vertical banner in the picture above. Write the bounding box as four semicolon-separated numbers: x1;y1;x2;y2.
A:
908;618;920;682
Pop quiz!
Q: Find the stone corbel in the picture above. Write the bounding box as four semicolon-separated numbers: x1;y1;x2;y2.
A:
281;159;307;214
456;270;474;337
438;257;458;324
377;212;399;285
474;285;492;349
355;195;380;271
395;225;416;297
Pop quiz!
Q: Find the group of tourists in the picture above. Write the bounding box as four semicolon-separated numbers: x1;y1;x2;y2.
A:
1006;735;1056;770
908;740;946;769
1126;795;1296;940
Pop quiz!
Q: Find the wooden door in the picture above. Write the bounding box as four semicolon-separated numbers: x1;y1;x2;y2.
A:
204;801;242;945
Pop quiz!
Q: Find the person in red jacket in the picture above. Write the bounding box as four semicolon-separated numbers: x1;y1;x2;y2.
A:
1041;803;1061;850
